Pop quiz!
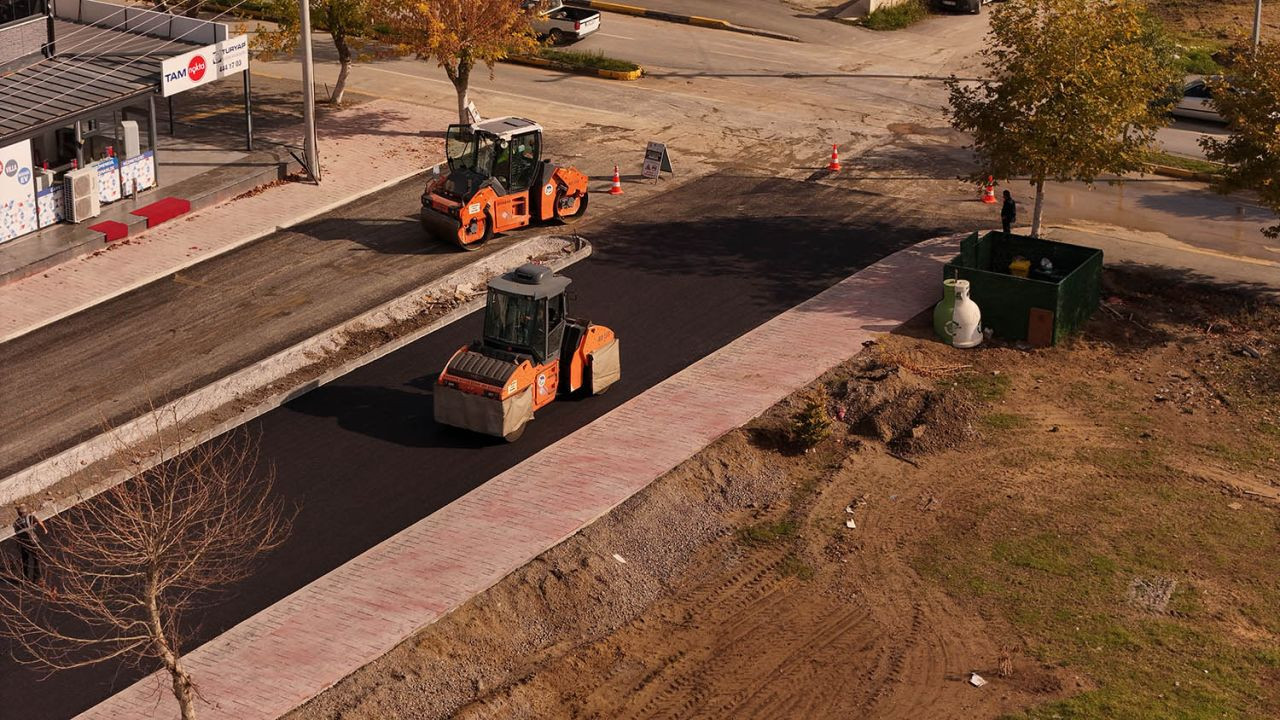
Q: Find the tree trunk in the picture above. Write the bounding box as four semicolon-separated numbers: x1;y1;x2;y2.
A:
1031;179;1045;238
332;36;351;106
452;60;473;125
146;576;198;720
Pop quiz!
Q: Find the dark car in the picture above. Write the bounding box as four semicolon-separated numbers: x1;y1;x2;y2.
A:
936;0;992;13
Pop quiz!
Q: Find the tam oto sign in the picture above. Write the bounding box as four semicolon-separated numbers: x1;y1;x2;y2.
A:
161;35;249;97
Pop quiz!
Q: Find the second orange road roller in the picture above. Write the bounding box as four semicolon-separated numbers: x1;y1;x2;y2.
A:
433;263;619;441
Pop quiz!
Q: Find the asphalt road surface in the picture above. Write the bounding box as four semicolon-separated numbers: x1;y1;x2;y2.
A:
4;173;980;719
0;175;536;479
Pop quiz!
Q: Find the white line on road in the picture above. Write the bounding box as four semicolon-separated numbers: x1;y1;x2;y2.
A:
597;32;635;40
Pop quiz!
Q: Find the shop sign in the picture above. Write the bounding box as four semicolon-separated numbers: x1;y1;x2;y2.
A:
161;35;249;97
0;140;37;243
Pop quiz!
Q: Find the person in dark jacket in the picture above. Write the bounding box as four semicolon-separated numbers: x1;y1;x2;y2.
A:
1001;190;1016;239
13;503;47;583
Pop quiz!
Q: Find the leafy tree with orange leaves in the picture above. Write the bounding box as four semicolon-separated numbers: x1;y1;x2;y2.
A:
385;0;540;124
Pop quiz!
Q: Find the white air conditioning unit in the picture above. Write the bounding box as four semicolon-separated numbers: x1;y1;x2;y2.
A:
63;168;101;223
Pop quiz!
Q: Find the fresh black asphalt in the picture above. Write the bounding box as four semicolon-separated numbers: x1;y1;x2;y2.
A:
5;172;979;718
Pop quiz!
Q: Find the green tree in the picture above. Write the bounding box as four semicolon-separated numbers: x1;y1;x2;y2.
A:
1202;42;1280;238
385;0;540;124
946;0;1179;236
255;0;381;105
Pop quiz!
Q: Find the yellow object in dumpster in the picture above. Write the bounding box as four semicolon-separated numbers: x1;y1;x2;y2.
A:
1009;257;1030;278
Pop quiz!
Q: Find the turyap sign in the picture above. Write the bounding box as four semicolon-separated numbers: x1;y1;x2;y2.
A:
161;35;249;97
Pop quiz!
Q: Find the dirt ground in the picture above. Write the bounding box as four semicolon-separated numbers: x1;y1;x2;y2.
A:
1149;0;1279;45
288;268;1280;720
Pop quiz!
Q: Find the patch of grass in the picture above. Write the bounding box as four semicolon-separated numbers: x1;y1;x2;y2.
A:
778;553;815;580
862;0;929;30
1177;45;1224;75
1075;446;1163;476
916;454;1280;719
950;372;1012;402
1146;150;1224;176
739;519;799;545
993;533;1080;576
537;49;640;73
1196;441;1273;469
982;412;1032;431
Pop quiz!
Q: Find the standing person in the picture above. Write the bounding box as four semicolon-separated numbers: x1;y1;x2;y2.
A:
13;503;47;584
1001;190;1017;239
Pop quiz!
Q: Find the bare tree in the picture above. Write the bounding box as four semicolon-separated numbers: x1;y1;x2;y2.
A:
0;430;290;720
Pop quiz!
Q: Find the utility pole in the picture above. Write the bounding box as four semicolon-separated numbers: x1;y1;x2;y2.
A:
299;0;321;182
1254;0;1263;51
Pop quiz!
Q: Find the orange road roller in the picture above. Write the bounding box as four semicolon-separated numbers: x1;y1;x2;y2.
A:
434;263;619;441
421;117;590;251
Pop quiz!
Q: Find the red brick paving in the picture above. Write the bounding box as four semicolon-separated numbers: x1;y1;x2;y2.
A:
76;235;962;720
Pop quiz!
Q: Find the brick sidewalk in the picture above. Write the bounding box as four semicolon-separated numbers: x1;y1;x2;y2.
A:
77;235;961;720
0;98;446;343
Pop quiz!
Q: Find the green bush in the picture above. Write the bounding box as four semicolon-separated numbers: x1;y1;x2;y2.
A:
537;49;640;73
864;0;929;31
790;388;833;449
1178;46;1223;75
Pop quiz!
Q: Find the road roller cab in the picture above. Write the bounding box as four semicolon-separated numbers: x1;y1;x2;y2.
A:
434;264;619;441
420;118;590;251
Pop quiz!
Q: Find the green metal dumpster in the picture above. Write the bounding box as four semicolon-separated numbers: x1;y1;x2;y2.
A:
943;231;1103;345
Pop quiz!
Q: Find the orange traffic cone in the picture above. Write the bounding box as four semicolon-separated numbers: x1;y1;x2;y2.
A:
981;176;997;204
609;165;624;195
827;144;841;172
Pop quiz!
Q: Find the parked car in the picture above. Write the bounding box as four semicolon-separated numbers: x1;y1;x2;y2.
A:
1171;76;1224;124
522;0;601;44
935;0;994;14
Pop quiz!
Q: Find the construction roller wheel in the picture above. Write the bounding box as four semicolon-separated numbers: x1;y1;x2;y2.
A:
456;211;493;251
555;188;589;225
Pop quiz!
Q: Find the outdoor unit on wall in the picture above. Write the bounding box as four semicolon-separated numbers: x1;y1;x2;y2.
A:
63;168;102;223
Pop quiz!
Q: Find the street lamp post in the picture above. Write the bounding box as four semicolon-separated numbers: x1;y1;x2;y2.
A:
299;0;321;182
1255;0;1263;51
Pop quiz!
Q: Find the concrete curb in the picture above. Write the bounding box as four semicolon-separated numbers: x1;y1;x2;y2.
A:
507;54;644;81
0;163;442;346
0;236;593;541
1144;163;1220;184
566;0;801;42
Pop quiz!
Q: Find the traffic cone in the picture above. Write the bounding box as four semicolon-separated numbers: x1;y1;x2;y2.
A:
827;144;841;172
609;165;624;195
981;176;997;204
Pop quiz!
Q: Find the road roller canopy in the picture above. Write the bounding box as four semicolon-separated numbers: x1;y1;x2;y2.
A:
446;118;544;185
483;264;570;363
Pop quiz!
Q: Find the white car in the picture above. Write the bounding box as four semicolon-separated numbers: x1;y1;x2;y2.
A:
523;0;601;44
1172;76;1224;124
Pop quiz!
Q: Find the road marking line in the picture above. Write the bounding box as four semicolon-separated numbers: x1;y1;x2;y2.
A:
597;32;635;40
